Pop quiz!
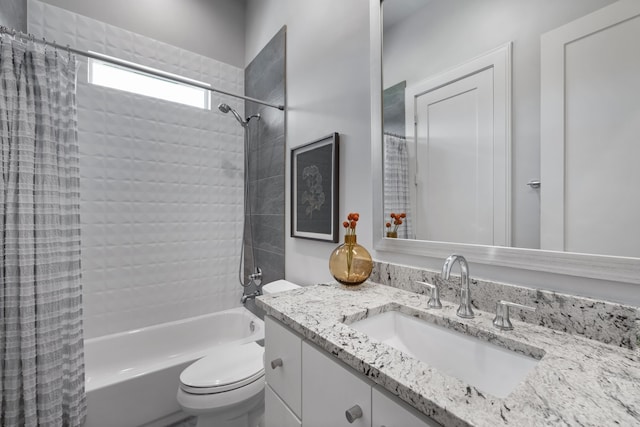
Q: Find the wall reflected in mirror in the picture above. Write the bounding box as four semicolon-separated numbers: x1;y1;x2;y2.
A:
381;0;640;258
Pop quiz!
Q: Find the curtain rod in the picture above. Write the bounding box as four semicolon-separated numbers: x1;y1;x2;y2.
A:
0;26;285;111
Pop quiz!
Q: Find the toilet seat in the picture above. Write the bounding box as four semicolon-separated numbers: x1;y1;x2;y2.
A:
179;341;265;395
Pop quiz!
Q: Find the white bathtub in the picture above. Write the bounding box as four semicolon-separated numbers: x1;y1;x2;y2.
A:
83;307;264;427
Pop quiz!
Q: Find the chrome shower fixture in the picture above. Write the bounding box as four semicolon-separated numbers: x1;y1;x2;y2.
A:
218;103;260;127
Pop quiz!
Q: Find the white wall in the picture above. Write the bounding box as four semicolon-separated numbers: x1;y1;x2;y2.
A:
246;1;640;306
29;0;246;337
380;0;640;305
246;0;372;286
37;0;246;67
25;0;637;315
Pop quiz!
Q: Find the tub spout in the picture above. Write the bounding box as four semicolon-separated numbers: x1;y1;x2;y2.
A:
241;290;262;303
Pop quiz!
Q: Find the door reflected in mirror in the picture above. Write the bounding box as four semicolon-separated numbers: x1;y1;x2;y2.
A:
382;0;640;258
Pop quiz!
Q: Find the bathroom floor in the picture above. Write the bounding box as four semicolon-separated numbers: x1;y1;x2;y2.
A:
167;416;197;427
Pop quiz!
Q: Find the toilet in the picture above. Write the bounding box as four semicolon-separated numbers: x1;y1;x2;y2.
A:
176;280;300;427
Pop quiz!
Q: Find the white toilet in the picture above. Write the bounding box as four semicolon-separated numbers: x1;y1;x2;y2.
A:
177;280;300;427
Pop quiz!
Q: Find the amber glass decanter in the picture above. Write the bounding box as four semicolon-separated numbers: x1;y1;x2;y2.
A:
329;213;373;286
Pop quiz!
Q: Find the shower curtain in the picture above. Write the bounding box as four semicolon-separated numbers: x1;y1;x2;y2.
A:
383;133;413;239
0;34;86;426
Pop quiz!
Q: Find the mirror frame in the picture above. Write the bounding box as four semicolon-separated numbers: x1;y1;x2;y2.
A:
369;0;640;285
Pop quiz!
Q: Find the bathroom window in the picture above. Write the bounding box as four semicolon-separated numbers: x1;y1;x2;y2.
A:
87;53;210;109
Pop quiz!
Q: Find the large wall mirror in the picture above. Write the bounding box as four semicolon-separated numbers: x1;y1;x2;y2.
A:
371;0;640;284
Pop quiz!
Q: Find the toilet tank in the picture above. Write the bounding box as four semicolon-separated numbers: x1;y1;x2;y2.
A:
262;280;300;295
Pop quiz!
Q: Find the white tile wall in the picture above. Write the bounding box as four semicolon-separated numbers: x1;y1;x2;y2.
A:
28;0;246;338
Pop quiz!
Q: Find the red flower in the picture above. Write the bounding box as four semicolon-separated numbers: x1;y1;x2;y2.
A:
343;212;360;235
386;212;407;233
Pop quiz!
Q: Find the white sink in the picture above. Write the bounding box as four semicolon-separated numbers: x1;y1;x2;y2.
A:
348;310;541;398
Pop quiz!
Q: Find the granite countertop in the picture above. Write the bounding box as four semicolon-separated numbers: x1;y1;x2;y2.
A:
256;281;640;427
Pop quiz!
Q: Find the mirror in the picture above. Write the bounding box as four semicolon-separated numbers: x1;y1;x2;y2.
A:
372;0;640;283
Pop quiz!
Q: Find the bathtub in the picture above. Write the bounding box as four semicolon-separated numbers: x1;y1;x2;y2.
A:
83;307;264;427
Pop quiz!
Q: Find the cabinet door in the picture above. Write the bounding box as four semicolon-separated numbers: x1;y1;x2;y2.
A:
265;316;302;418
265;384;301;427
302;341;372;427
372;387;441;427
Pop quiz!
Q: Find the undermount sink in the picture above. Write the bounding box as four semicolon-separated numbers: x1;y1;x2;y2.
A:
348;310;541;398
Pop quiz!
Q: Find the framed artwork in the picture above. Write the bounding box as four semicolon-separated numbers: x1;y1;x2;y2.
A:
291;133;339;242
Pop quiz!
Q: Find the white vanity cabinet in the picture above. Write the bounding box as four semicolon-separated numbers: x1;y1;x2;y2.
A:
372;386;441;427
264;316;302;427
265;385;301;427
302;341;373;427
264;316;439;427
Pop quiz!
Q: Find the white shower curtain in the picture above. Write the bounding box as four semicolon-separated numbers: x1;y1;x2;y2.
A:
0;34;86;426
383;133;413;239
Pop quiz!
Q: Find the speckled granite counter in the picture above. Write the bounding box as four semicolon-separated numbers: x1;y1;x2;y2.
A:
256;281;640;427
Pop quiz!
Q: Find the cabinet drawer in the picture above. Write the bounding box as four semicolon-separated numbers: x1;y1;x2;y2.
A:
302;341;373;427
264;316;302;418
372;386;441;427
265;384;302;427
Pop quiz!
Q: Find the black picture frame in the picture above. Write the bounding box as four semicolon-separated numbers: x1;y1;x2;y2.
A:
291;133;340;242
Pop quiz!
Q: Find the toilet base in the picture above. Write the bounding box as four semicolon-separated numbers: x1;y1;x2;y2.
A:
178;384;264;427
194;399;263;427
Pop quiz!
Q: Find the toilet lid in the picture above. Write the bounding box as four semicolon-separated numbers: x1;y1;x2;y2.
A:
180;342;265;395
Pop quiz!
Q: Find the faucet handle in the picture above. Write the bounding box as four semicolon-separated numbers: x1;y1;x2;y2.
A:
493;300;536;331
249;267;263;291
416;281;442;309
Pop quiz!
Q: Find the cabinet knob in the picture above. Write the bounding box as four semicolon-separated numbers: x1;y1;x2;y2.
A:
270;358;283;369
345;404;363;423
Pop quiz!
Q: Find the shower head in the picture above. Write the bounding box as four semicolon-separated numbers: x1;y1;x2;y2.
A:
218;103;260;127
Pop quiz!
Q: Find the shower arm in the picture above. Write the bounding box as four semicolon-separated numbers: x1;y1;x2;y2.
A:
218;104;261;128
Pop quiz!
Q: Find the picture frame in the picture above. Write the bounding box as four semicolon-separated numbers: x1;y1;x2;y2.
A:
291;133;340;242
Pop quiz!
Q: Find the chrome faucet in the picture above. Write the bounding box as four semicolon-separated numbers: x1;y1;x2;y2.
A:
441;254;474;319
240;268;263;303
240;291;260;304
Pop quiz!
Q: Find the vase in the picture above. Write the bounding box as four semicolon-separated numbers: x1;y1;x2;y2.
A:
329;234;373;286
386;231;398;238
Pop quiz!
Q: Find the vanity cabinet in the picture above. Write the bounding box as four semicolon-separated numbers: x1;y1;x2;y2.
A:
264;316;439;427
372;387;441;427
265;385;301;427
264;316;302;427
302;341;373;427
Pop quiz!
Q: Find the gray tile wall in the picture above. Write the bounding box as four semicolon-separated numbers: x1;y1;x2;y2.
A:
244;26;286;286
383;80;406;137
0;0;27;31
